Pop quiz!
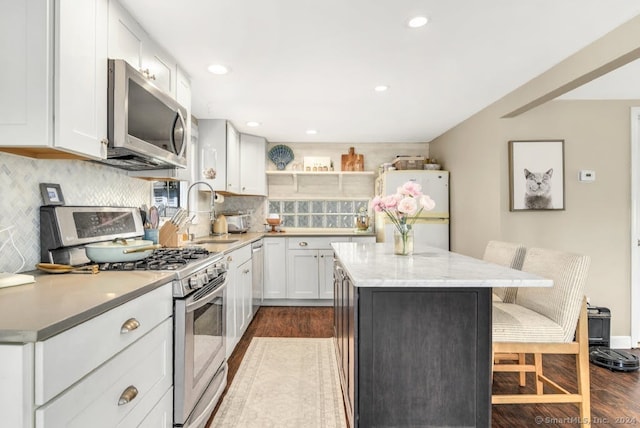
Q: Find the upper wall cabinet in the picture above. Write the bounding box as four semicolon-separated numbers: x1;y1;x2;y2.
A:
108;0;180;99
198;120;267;196
0;0;109;160
238;133;267;196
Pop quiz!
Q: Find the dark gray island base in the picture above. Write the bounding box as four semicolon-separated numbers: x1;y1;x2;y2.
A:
331;243;552;428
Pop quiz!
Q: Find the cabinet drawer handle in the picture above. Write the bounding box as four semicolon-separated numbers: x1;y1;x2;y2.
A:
299;242;308;247
120;318;140;334
118;385;139;406
227;256;233;262
243;268;250;274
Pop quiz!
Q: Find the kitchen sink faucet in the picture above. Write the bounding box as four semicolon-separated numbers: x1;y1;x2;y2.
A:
186;181;216;234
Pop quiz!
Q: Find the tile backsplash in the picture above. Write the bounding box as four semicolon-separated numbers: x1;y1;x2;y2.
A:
268;199;369;228
0;153;152;273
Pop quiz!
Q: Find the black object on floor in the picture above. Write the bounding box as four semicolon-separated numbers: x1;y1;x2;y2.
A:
589;347;640;372
587;306;611;347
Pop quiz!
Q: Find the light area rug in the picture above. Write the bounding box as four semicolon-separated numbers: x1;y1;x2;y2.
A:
211;337;347;428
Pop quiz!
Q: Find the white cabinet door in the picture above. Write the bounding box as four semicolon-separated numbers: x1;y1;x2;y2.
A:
239;133;267;196
0;344;34;428
318;249;335;299
225;245;252;358
55;0;108;159
264;238;287;299
287;250;320;299
140;38;176;97
0;0;107;160
225;252;238;359
236;258;252;337
198;119;228;191
0;1;51;146
107;0;144;69
176;67;191;111
226;123;241;193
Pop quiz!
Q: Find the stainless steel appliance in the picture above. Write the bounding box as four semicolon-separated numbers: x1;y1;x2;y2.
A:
251;240;263;316
104;59;188;170
223;212;249;233
39;206;228;428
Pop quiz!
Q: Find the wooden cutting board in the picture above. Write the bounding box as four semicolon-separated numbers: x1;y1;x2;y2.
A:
342;147;358;171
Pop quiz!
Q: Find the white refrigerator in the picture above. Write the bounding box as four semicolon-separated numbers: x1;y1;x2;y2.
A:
374;170;449;251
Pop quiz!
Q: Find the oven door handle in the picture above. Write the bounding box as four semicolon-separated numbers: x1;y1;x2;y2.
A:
186;280;227;313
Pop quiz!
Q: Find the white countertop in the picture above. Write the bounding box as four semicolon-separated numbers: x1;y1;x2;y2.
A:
332;242;553;288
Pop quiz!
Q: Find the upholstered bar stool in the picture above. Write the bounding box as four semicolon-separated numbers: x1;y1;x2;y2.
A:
492;247;591;423
482;240;526;303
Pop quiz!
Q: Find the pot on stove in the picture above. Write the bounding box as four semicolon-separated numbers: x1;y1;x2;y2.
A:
84;239;161;263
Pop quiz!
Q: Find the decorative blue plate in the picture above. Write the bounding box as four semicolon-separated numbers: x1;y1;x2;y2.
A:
268;144;294;170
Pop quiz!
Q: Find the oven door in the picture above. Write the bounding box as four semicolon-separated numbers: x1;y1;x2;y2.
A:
174;273;227;425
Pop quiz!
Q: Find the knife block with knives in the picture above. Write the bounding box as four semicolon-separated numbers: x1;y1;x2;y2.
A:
159;208;189;247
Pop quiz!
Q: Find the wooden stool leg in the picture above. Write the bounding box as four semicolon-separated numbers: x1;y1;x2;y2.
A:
518;353;526;386
534;353;543;394
576;299;591;424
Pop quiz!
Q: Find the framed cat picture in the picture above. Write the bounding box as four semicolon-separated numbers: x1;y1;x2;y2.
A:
509;140;565;211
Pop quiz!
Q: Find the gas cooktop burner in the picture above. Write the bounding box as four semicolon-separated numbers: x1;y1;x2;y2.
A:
99;247;212;271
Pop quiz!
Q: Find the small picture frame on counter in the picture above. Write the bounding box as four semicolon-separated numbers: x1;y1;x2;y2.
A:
39;183;65;206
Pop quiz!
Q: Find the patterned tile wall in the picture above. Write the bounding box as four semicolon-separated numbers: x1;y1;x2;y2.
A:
0;153;152;273
268;199;369;228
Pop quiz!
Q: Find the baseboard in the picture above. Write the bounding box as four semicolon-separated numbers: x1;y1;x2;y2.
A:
610;336;633;349
261;299;333;307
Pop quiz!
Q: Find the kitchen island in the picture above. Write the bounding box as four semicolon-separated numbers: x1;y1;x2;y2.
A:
331;242;552;428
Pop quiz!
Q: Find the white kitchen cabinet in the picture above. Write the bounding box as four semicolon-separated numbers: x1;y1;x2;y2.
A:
35;319;172;428
225;245;253;358
198;119;232;192
176;67;192;112
263;238;287;299
226;124;241;193
286;237;350;300
237;258;253;336
140;38;177;97
107;0;144;69
0;0;108;160
0;284;173;428
318;249;336;299
238;133;267;195
287;250;320;298
108;0;179;99
197;120;266;195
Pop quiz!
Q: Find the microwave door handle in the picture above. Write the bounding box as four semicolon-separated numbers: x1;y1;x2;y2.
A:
172;109;187;157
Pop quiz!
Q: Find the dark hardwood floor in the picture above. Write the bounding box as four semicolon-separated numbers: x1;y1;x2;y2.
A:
207;307;640;427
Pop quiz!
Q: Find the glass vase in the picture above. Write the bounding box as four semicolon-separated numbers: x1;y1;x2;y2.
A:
393;225;414;256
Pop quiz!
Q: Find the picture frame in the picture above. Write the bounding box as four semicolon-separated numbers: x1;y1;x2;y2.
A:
508;140;565;211
39;183;65;206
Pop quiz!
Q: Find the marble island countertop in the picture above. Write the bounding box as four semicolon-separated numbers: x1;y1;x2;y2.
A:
332;242;553;288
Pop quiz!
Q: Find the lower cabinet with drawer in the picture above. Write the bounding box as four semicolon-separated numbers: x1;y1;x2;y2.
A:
0;283;173;428
263;236;376;304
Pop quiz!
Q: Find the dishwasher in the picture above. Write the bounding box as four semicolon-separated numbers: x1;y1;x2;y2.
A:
251;240;264;316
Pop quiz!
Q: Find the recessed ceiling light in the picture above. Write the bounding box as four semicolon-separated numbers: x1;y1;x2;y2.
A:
207;64;229;75
374;85;389;92
246;121;260;127
306;129;317;135
408;16;428;28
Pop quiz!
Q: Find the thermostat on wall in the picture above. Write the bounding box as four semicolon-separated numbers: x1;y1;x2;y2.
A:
579;170;596;182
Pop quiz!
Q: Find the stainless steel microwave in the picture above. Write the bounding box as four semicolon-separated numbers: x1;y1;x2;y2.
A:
103;59;187;170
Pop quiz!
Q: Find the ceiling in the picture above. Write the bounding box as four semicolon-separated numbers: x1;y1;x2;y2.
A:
120;1;640;143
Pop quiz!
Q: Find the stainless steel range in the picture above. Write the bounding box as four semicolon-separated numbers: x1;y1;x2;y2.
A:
40;206;228;428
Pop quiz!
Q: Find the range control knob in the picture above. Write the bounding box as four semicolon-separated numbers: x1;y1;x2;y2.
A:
189;276;201;289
